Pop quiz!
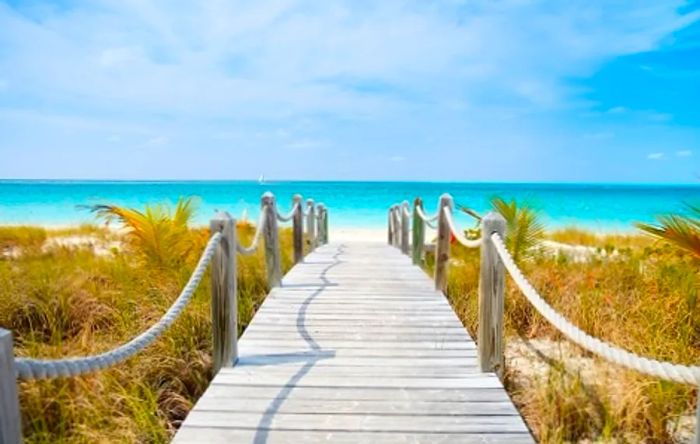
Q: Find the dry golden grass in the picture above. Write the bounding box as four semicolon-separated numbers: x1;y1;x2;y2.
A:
0;222;295;443
435;233;699;443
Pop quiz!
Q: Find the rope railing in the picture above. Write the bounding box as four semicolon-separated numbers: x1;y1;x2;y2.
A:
14;232;222;380
416;205;439;223
491;232;700;385
442;206;482;249
236;207;268;256
0;191;329;444
276;202;299;223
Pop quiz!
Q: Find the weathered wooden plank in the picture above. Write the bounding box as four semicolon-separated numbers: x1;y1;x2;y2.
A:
189;397;520;415
174;429;533;444
186;385;513;403
178;411;529;432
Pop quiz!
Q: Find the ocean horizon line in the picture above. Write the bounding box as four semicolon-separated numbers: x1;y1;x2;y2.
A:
2;178;700;187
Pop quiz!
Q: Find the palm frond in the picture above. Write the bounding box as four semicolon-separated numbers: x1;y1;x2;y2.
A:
88;197;199;266
490;196;544;263
636;211;700;259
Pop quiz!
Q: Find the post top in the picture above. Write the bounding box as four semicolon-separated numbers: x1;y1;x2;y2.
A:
482;211;506;224
401;200;410;207
414;196;423;206
438;193;454;207
306;198;315;205
317;203;326;209
209;211;234;232
293;194;303;202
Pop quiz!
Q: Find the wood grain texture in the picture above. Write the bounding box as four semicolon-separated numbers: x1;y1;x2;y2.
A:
478;212;507;375
262;193;282;288
292;195;304;264
210;212;238;373
400;200;410;255
0;329;22;444
412;197;425;265
174;242;532;443
306;199;316;249
434;194;453;292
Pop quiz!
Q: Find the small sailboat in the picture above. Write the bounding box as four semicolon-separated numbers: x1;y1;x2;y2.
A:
258;174;265;185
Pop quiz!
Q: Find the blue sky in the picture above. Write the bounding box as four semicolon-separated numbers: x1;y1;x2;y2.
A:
0;1;699;183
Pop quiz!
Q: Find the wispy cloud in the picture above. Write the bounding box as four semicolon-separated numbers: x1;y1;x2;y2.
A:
142;135;169;147
0;1;698;180
647;152;664;160
676;149;693;157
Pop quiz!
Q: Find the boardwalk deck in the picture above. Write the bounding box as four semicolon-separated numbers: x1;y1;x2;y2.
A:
173;242;533;443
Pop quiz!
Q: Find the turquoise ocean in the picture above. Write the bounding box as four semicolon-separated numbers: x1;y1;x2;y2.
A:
0;180;699;232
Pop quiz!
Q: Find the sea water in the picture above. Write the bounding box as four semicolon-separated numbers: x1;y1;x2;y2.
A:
0;180;698;232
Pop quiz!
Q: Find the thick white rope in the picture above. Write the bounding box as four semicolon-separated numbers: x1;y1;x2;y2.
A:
442;207;482;249
14;232;223;380
416;205;439;223
491;232;700;385
236;207;267;256
276;202;299;223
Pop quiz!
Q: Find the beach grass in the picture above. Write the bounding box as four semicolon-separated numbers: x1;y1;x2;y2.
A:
3;204;700;442
430;229;699;443
0;221;294;443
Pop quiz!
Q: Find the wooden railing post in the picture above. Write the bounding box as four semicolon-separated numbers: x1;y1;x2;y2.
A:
316;204;326;245
400;200;410;255
262;193;282;288
0;329;21;444
306;199;316;250
209;213;238;374
292;194;303;263
412;197;425;265
387;208;394;245
391;205;401;248
478;212;507;375
322;206;329;244
434;194;453;292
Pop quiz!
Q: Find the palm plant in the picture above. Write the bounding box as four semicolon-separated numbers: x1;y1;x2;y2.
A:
89;197;201;267
636;204;700;259
490;196;545;263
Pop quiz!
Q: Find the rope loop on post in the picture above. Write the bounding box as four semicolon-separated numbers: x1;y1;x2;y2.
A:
276;202;299;223
416;205;439;223
236;207;268;255
442;206;482;248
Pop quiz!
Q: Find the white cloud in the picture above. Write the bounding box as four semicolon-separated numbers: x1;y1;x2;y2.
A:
98;46;144;68
647;152;664;160
390;155;405;162
0;1;697;120
143;135;169;146
0;1;699;181
676;149;693;157
283;139;322;150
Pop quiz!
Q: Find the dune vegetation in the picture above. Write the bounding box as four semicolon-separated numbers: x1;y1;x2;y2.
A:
0;199;295;443
427;197;700;443
2;194;699;443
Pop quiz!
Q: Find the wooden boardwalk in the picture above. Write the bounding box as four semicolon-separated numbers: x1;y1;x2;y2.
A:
173;242;533;443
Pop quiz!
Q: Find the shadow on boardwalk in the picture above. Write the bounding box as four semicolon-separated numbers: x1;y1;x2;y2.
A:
253;245;346;444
